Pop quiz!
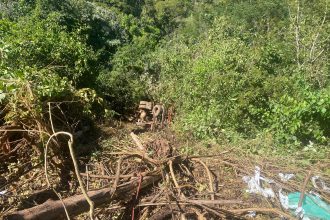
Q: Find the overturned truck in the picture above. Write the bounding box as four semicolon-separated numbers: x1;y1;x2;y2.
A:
136;101;173;131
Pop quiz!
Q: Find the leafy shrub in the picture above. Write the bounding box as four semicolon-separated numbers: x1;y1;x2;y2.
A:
149;12;330;146
1;0;329;150
265;88;330;145
0;14;98;88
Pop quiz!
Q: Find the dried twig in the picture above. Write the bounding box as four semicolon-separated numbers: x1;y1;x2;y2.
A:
44;132;94;220
130;132;145;151
137;199;244;207
189;202;227;218
192;158;215;200
111;157;123;197
168;160;184;199
140;188;166;220
298;170;312;208
230;208;295;220
109;151;159;165
80;173;133;180
46;102;71;219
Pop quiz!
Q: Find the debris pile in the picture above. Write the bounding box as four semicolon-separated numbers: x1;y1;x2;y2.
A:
1;101;330;219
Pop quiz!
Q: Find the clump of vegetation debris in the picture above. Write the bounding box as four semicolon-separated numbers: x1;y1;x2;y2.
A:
1;110;330;219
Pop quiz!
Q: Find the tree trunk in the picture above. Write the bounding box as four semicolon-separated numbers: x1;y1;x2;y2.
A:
5;172;161;220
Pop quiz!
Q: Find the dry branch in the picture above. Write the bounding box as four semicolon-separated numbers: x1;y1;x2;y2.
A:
230;208;295;220
4;171;161;220
192;158;215;200
130;132;145;151
44;131;94;220
298;170;312;208
137;199;245;207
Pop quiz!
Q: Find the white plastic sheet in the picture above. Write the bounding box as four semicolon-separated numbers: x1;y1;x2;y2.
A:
311;176;330;193
242;166;275;198
279;189;289;209
279;173;294;182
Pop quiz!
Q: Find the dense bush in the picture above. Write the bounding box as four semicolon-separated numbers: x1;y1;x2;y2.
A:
148;1;330;147
1;0;329;149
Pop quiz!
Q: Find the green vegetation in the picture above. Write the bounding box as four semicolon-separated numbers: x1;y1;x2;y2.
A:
1;0;329;152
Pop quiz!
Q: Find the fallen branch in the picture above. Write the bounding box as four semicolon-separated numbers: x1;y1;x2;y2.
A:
45;131;94;220
4;170;162;220
110;151;159;166
137;199;245;207
229;208;295;220
80;169;156;180
192;158;215;200
168;160;184;199
111;157;123;197
298;170;312;208
130;132;145;151
80;173;133;179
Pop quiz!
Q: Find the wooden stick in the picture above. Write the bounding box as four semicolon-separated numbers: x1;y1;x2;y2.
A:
230;208;295;220
45;132;94;220
130;132;145;151
111;157;123;197
80;173;132;180
80;170;159;180
4;171;161;220
137;199;245;207
192;158;215;200
168;160;184;198
298;170;312;208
